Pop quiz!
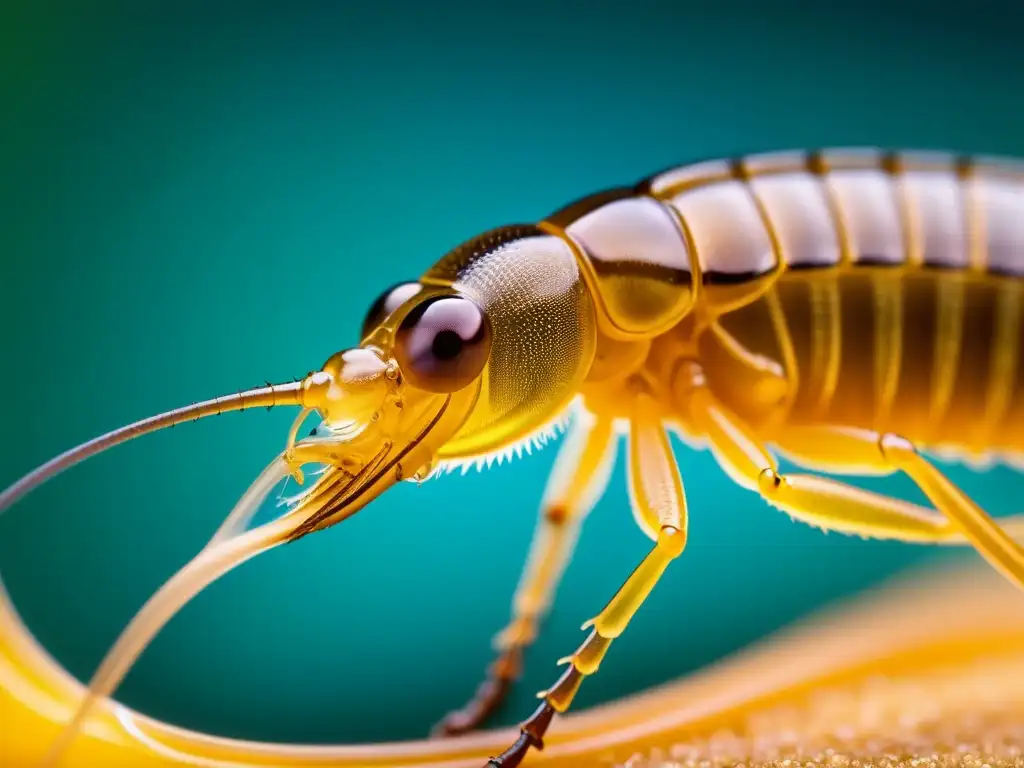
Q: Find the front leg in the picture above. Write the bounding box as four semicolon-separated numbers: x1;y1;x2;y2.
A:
433;411;617;736
486;391;687;766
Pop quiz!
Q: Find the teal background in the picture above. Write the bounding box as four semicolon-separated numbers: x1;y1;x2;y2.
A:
1;0;1023;746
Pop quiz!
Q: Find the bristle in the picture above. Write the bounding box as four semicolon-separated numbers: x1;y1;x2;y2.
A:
433;403;576;478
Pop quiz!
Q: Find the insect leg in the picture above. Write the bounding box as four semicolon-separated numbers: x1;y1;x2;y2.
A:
878;435;1024;588
767;425;1024;542
433;411;617;737
678;365;1024;589
486;392;686;767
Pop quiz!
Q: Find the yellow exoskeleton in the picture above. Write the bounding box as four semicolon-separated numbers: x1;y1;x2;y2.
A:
2;147;1024;768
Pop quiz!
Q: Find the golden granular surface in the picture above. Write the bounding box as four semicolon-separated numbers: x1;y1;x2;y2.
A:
614;656;1024;768
4;564;1023;767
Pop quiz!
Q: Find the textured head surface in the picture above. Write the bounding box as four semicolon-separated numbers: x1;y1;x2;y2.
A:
422;226;597;459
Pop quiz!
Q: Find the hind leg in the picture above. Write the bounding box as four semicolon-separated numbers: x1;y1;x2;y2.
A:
880;435;1024;585
433;411;617;737
678;365;1024;589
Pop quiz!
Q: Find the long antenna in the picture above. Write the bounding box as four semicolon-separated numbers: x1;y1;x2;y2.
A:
0;381;306;515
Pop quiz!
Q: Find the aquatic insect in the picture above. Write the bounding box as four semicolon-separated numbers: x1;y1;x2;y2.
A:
2;146;1024;768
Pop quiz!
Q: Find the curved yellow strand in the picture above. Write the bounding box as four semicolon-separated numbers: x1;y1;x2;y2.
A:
2;561;1023;767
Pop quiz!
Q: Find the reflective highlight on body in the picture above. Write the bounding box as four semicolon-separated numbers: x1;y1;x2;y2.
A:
1;147;1024;767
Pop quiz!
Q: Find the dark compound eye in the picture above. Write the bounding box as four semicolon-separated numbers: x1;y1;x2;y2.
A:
394;294;492;394
361;281;423;339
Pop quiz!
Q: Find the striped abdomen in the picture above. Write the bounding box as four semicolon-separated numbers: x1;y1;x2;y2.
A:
645;148;1023;460
713;267;1024;462
542;148;1024;341
542;147;1024;458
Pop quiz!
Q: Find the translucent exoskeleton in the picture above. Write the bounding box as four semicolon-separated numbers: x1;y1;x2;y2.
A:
2;147;1024;768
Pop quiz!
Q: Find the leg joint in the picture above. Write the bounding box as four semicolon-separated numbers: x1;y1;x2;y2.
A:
544;502;571;525
657;525;687;558
878;433;917;467
757;467;783;497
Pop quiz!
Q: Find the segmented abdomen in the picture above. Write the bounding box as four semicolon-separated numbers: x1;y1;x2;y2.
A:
545;148;1024;340
672;149;1024;460
544;148;1024;459
647;148;1024;276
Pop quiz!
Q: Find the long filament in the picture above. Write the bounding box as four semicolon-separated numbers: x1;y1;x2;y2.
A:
40;461;295;767
282;407;313;484
284;408;312;458
0;382;305;517
209;458;292;546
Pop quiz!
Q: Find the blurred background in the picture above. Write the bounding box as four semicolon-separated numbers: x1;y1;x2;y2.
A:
1;0;1022;747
